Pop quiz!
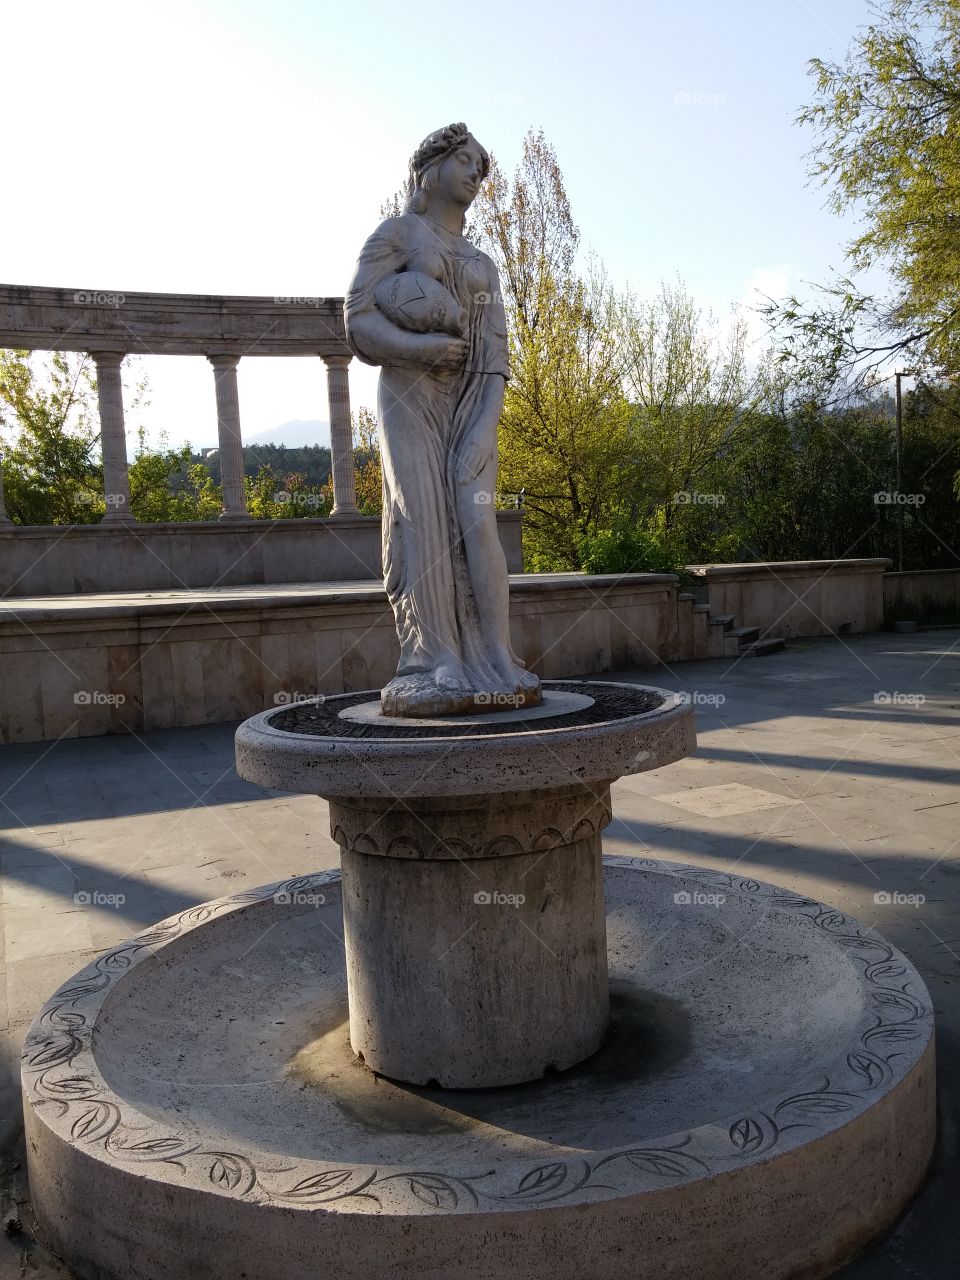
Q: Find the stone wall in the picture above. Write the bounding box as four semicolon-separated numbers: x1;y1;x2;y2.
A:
883;568;960;621
0;574;726;744
0;513;524;595
685;559;891;638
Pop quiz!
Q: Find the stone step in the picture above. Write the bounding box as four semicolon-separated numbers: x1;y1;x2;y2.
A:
740;637;787;657
733;626;761;646
708;613;736;631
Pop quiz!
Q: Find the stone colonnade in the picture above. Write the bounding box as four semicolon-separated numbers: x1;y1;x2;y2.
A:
88;351;359;524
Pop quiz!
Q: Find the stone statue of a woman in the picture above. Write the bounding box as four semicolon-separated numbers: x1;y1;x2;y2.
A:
345;123;542;716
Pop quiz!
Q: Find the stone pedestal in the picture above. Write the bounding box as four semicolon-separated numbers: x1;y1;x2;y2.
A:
330;784;611;1087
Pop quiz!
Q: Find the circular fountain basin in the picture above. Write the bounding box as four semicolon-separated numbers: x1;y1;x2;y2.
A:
22;858;934;1280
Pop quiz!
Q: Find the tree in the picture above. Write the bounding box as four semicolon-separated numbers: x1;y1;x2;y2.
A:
471;130;633;569
128;431;222;522
621;281;762;563
353;406;383;515
768;0;960;386
0;349;102;523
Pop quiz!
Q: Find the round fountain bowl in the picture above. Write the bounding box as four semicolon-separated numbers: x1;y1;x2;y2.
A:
22;858;935;1280
234;681;696;797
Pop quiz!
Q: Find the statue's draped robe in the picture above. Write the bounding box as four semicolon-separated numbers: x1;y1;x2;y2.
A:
345;214;512;691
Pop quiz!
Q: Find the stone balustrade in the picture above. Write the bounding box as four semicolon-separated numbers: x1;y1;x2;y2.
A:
0;284;359;521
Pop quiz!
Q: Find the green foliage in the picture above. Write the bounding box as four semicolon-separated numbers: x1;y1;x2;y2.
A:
353;406;382;515
767;0;960;399
800;0;960;372
245;466;332;519
0;349;102;524
471;132;643;570
575;517;684;576
128;432;222;522
194;443;332;487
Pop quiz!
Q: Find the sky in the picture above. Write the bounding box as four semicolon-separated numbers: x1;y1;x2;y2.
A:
1;0;881;450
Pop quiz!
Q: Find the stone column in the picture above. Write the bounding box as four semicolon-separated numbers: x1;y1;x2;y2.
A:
91;351;134;524
208;354;251;521
323;354;359;517
0;451;11;523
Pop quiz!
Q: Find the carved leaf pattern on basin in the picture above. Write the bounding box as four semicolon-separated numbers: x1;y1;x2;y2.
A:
22;861;932;1214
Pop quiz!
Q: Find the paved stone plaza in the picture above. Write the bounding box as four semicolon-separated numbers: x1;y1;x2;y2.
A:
2;628;958;1276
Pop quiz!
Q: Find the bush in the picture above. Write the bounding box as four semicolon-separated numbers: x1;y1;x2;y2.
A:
575;518;683;575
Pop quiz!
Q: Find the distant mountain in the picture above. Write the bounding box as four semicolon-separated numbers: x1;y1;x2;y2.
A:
246;419;330;447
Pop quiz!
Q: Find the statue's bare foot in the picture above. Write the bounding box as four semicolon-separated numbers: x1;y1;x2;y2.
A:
434;659;467;690
491;647;541;693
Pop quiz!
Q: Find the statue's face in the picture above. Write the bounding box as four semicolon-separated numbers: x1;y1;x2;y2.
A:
436;137;486;209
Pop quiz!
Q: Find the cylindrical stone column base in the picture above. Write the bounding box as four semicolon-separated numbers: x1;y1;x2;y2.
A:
329;784;611;1088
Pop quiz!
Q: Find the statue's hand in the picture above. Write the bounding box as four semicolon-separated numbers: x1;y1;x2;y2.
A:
456;437;490;484
412;334;469;373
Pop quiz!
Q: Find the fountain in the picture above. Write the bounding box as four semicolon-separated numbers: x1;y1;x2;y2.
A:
21;124;935;1280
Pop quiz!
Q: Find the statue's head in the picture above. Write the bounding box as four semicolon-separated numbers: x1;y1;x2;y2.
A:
404;123;490;219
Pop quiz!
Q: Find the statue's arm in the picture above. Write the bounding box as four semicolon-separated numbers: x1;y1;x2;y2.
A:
348;308;455;369
345;218;466;371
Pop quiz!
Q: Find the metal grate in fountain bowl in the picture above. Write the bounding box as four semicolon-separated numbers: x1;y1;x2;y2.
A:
268;681;668;740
